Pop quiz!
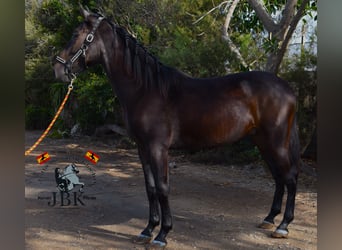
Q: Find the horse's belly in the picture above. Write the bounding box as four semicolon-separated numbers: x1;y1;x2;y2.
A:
176;110;254;149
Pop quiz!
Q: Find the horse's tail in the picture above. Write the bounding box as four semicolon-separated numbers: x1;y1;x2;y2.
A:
289;116;300;172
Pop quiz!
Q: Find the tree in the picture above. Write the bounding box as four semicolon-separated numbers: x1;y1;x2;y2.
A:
196;0;316;73
250;0;313;73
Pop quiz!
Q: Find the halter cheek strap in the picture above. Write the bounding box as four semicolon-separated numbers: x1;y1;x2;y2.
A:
55;16;104;80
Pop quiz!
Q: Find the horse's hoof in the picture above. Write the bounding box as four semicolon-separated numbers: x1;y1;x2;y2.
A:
258;220;275;230
145;240;167;249
271;228;289;238
133;234;152;245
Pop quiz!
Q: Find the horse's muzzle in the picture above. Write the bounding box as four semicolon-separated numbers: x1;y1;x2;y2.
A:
54;63;71;82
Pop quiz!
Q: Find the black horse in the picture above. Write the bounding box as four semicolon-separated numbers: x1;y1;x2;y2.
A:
54;7;300;248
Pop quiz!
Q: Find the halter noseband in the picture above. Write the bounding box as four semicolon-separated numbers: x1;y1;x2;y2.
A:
55;16;104;80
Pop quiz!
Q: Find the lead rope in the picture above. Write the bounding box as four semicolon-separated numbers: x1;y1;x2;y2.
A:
25;81;74;156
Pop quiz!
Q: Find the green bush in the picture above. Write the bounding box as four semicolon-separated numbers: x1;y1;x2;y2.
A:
71;71;119;135
25;104;52;130
179;139;262;166
280;48;317;152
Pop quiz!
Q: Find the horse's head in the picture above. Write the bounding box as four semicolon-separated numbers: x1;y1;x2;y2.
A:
63;163;79;174
70;163;79;174
54;6;105;82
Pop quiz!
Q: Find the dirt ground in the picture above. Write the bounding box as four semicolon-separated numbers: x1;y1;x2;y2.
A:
25;130;317;250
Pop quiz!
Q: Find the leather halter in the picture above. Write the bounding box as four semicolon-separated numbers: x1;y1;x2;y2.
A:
55;16;104;80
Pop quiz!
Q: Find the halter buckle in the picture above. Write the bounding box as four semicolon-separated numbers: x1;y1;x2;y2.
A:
56;56;66;64
68;74;77;89
86;34;94;43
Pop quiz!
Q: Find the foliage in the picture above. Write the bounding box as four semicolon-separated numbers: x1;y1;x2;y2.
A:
102;0;232;77
72;70;118;135
158;26;229;77
180;139;262;166
25;104;51;130
280;44;317;151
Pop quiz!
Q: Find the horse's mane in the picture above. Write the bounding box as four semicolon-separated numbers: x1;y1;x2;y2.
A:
106;20;183;98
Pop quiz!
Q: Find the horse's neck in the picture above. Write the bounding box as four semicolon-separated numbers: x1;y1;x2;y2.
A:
108;71;141;108
99;28;182;107
100;47;144;110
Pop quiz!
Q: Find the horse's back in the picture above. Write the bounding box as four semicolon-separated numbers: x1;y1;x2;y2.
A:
171;71;295;148
176;71;294;100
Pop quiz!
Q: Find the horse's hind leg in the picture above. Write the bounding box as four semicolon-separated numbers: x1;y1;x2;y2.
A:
272;169;298;238
257;146;298;238
273;119;300;238
254;120;299;238
259;174;285;229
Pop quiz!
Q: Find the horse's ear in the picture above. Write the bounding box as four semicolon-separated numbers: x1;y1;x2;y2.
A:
80;4;90;19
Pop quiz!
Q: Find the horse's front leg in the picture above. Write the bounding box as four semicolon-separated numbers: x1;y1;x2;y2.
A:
134;146;160;244
149;144;172;248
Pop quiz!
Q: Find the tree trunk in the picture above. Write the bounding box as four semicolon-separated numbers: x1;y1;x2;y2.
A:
248;0;310;73
302;126;317;161
221;0;248;69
